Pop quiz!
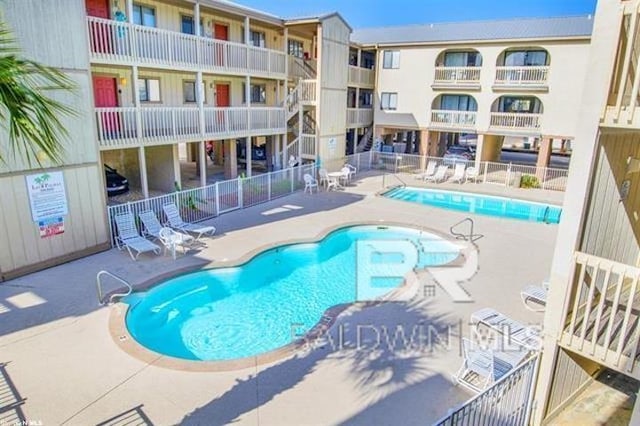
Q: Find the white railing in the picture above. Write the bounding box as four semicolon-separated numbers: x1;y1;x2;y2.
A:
433;355;539;426
433;67;481;84
561;252;640;376
284;86;299;120
87;17;286;77
285;137;299;162
288;56;317;80
495;66;549;86
430;110;477;129
95;107;138;148
249;107;286;134
490;112;542;131
300;80;317;103
140;107;200;143
347;108;374;128
348;65;375;87
300;134;316;157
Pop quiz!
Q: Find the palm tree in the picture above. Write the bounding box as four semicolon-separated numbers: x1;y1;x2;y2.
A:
0;20;75;166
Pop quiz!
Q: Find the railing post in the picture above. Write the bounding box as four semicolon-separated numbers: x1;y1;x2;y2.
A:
541;166;548;190
506;162;512;187
267;172;272;201
290;167;295;193
483;161;488;184
238;178;244;209
214;181;220;216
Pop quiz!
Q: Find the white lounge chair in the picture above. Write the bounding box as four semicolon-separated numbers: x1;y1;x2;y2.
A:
425;165;449;183
471;308;541;350
113;212;161;261
158;227;192;259
521;280;549;312
449;163;466;184
303;173;319;194
415;161;437;180
454;338;529;393
162;203;216;241
465;166;479;183
139;210;194;246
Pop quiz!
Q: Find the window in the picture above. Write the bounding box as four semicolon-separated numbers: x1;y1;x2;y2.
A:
242;84;266;104
443;51;481;67
380;92;398;110
361;51;376;69
181;15;204;35
138;78;160;102
500;96;541;113
288;39;304;58
382;50;400;69
243;29;266;48
132;4;156;27
440;95;477;111
183;81;204;103
504;50;548;66
359;90;373;108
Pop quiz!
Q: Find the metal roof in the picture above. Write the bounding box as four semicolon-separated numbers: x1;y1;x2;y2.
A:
351;15;593;45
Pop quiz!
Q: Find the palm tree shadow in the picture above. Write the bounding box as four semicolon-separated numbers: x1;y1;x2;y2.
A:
181;299;460;425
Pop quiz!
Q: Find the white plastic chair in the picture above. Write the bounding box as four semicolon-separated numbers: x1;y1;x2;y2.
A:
465;166;479;183
344;163;357;179
139;210;194;246
303;173;319;194
158;227;192;259
319;168;329;188
449;163;466;183
339;167;351;185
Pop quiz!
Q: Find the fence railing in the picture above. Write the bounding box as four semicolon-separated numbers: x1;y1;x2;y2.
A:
348;65;376;87
433;67;482;84
87;16;286;77
107;163;317;246
495;66;549;86
433;354;540;426
300;134;317;157
430;110;477;129
347;108;374;128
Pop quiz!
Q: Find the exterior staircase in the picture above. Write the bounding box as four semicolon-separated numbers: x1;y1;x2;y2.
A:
283;61;318;164
356;126;374;152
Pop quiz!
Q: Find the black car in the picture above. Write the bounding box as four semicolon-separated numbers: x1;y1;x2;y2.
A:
105;164;129;196
443;145;475;165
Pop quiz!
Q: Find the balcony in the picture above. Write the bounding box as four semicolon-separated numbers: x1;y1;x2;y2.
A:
494;66;549;90
346;108;373;128
489;112;542;133
87;17;286;78
430;110;477;131
95;106;286;149
559;252;640;379
348;66;375;88
432;67;481;89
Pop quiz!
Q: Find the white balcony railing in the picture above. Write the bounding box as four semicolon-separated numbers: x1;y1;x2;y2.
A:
489;112;542;131
560;252;640;378
87;17;286;77
95;106;286;148
494;66;549;86
433;67;481;85
348;65;375;87
300;79;317;104
346;108;374;128
430;110;477;129
300;134;317;157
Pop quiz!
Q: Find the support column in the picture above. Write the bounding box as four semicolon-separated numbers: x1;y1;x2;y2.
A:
245;137;252;177
138;146;149;198
419;129;429;171
536;137;553;168
274;134;281;169
224;139;238;179
172;144;181;189
474;134;485;170
266;136;274;171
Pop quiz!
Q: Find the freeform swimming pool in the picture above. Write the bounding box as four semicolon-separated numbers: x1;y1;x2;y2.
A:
125;225;460;361
384;187;562;224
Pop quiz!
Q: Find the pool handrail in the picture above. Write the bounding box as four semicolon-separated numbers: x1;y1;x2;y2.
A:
450;217;483;242
97;270;132;305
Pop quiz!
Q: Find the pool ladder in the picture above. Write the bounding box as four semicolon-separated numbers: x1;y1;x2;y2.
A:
450;218;483;242
96;270;132;305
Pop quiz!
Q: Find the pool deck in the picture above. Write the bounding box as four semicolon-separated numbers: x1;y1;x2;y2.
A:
0;173;562;425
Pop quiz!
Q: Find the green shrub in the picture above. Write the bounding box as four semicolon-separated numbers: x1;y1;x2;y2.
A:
520;174;540;189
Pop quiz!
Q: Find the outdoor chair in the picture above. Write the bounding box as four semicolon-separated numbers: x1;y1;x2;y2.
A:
425;165;449;183
162;203;216;241
521;280;549;312
303;174;319;194
449;163;466;184
113;212;161;261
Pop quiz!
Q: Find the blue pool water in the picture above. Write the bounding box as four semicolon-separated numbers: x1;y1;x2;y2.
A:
384;187;562;224
125;225;460;361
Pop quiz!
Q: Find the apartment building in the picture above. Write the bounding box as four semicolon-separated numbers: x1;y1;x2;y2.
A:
352;16;593;168
531;0;640;423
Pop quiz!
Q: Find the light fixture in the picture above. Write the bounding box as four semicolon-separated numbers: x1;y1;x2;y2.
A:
119;77;127;86
627;156;640;174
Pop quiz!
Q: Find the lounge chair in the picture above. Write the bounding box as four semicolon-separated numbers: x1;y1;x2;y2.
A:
465;166;479;183
471;308;541;350
303;173;319;194
162;203;216;240
425;165;449;183
139;210;194;245
521;280;549;312
454;338;529;393
113;212;161;260
449;163;466;184
415;161;437;180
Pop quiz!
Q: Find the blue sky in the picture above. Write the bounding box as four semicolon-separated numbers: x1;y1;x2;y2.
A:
233;0;597;28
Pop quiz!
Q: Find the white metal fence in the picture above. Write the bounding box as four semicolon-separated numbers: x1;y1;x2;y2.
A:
106;163;316;246
433;354;540;426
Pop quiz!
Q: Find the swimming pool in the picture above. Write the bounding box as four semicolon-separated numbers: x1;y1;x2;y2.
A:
384;187;562;223
124;225;460;361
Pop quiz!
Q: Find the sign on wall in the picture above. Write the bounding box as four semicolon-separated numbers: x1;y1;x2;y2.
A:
328;138;337;156
26;171;68;237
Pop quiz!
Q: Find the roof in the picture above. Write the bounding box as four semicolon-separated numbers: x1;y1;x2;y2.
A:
284;12;353;32
351;15;593;46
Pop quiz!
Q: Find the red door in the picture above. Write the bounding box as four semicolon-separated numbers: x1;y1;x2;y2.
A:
214;24;228;67
215;84;230;132
86;0;114;55
93;76;120;137
86;0;109;17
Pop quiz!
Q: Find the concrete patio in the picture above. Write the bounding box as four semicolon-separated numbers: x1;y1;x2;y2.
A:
0;173;562;425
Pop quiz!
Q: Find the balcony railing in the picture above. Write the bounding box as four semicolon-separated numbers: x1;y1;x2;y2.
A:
348;65;375;87
489;112;542;131
560;252;640;378
95;106;286;149
346;108;374;128
494;66;549;86
87;17;286;77
433;67;481;85
430;110;477;129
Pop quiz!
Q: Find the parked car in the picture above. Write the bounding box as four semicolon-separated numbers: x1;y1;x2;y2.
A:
104;164;129;196
444;145;475;165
